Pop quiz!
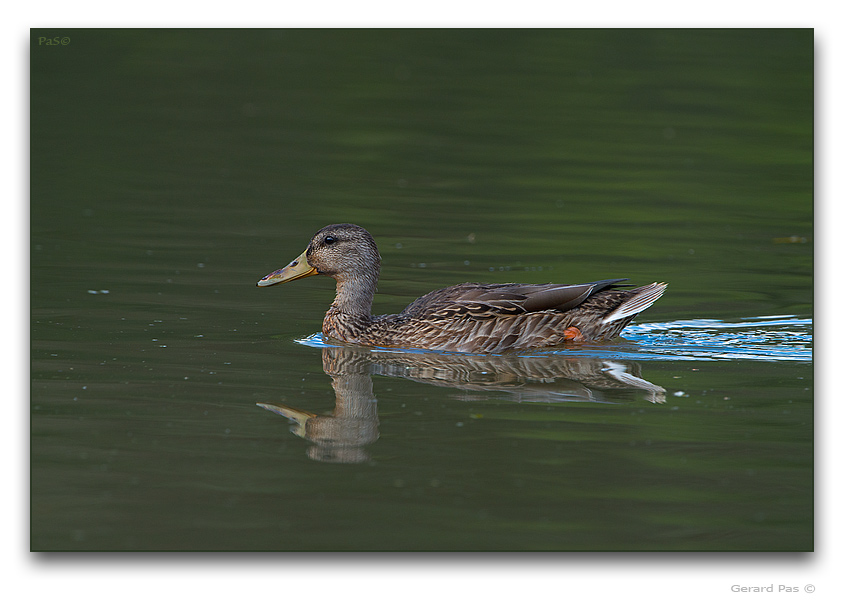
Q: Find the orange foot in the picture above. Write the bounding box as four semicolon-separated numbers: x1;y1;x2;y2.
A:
563;326;585;342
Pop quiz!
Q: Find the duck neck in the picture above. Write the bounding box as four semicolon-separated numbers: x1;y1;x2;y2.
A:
327;269;378;326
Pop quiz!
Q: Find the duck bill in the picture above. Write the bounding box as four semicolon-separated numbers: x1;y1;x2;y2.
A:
256;250;318;287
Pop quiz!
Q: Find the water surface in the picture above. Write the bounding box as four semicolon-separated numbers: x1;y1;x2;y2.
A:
31;29;812;551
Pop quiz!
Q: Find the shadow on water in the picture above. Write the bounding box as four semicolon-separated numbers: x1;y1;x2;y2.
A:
257;315;810;463
258;344;667;463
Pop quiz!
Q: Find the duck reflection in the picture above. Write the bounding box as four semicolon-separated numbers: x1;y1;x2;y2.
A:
258;344;666;463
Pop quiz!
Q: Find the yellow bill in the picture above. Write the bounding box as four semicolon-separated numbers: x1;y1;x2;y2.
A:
256;249;318;287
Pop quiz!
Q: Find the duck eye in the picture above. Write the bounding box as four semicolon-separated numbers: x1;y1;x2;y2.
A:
324;236;336;245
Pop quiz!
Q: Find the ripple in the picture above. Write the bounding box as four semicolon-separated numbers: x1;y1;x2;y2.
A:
613;315;813;362
296;315;813;363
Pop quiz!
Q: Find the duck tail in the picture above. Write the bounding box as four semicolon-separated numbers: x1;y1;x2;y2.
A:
602;282;668;324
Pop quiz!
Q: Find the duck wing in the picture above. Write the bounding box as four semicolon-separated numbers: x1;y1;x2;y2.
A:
402;279;629;320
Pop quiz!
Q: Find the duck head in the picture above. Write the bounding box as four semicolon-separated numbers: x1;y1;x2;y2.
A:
257;223;381;287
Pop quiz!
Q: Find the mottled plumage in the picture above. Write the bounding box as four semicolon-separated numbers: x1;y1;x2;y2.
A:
258;224;667;353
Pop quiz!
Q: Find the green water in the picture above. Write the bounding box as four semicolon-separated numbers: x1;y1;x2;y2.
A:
30;29;812;551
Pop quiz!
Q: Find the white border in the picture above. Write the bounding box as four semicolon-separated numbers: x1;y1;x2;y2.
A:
8;3;839;600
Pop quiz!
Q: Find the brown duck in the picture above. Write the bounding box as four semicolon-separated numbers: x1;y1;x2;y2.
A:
257;224;667;353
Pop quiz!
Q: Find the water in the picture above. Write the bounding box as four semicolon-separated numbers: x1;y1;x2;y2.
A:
625;316;813;362
30;29;812;552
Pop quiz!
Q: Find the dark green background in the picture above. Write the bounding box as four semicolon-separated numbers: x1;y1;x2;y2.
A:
31;29;812;551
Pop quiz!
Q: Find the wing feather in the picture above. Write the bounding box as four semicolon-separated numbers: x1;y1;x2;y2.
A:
404;279;629;320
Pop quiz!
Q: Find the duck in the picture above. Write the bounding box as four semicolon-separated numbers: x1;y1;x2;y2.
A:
257;223;667;354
